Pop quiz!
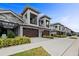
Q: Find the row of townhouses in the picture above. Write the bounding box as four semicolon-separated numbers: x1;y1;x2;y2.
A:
0;7;51;37
0;6;76;37
50;23;76;36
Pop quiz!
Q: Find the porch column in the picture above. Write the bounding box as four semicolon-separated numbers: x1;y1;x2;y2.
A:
19;26;23;36
49;30;51;36
39;29;43;37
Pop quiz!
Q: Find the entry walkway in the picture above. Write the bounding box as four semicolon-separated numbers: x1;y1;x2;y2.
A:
0;38;78;56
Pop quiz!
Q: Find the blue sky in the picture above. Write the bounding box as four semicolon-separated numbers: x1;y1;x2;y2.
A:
0;3;79;32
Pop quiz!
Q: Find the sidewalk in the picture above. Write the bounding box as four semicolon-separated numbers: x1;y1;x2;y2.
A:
0;38;77;56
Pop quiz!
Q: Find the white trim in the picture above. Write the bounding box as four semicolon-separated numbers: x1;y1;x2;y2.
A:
23;9;39;26
19;26;23;36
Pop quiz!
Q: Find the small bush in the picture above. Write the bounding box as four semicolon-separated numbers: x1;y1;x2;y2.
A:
48;36;54;39
7;30;15;38
60;35;67;38
0;39;3;48
3;38;13;47
0;36;31;48
43;35;47;38
15;36;31;44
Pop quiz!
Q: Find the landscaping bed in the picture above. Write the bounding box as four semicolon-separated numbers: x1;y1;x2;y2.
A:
43;35;54;39
43;35;67;39
11;47;50;56
0;36;31;48
53;35;67;38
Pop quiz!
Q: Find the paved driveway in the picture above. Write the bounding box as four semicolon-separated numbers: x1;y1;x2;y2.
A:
0;38;78;56
31;37;50;43
31;37;67;43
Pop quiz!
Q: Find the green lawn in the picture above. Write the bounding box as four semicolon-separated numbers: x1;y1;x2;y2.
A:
11;47;50;56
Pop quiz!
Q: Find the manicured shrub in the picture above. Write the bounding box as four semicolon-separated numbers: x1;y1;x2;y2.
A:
60;35;67;38
43;35;54;39
0;36;31;48
2;38;15;47
0;39;3;48
11;38;18;45
15;36;31;44
53;34;66;38
48;36;54;39
43;35;47;38
3;39;12;47
7;30;15;38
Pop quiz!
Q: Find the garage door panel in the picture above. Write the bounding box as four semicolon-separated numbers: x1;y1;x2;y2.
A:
42;30;49;36
23;28;38;37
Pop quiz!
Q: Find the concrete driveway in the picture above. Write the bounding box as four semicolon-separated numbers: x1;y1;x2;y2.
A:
31;37;67;43
31;37;50;43
0;38;78;56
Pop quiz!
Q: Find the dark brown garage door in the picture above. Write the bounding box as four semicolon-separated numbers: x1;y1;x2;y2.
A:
23;28;38;37
42;30;49;36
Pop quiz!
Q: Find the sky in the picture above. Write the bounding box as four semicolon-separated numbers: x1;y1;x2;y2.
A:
0;3;79;32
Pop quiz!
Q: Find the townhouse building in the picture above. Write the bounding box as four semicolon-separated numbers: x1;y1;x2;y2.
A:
0;6;76;37
0;7;51;37
50;23;66;35
50;23;75;36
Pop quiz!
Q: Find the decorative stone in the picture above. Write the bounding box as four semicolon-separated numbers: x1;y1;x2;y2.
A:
1;34;7;39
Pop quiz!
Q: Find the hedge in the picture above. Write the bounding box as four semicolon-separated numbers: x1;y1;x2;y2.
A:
43;35;54;39
53;35;67;38
0;36;31;48
7;30;15;38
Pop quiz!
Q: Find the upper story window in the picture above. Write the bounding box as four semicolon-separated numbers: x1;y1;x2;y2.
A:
62;27;65;30
59;26;61;30
55;26;57;28
30;13;37;25
25;14;27;19
46;20;49;27
39;20;44;26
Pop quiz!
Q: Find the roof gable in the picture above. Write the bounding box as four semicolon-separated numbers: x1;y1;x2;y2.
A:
0;10;24;24
21;7;40;15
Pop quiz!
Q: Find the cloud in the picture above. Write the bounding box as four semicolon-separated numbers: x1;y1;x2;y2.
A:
38;13;45;17
53;16;79;32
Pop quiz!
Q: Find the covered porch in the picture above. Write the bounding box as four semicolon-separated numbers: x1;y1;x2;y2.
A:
0;20;22;37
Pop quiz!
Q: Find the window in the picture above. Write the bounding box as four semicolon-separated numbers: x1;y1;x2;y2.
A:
46;20;49;27
63;27;65;30
39;20;43;26
55;26;57;28
30;13;37;25
59;26;61;30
